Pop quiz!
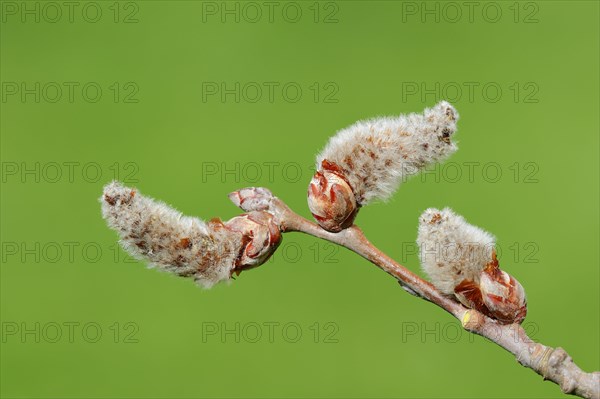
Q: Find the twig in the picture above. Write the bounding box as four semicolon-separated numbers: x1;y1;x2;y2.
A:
229;187;600;399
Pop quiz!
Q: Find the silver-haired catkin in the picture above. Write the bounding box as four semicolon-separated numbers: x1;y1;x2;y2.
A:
417;208;527;324
417;207;495;295
101;181;280;288
308;101;459;232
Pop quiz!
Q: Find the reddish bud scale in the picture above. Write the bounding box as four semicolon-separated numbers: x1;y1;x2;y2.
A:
224;211;282;274
479;254;527;324
454;251;527;325
307;160;359;232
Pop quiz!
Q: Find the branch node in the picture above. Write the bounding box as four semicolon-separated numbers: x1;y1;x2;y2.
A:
461;309;484;331
539;346;555;380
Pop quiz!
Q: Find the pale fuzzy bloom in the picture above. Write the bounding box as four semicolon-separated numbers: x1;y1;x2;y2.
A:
417;208;527;324
416;207;495;295
316;101;459;205
100;181;280;288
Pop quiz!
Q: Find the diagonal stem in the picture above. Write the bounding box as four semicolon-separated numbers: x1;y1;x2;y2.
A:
230;187;600;399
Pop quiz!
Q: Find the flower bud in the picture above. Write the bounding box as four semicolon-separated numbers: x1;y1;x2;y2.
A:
479;251;527;324
223;211;282;273
307;161;358;232
100;181;281;288
311;101;459;231
417;208;527;324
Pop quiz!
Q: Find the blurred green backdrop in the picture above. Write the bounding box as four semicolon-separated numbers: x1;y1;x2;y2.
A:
1;1;598;398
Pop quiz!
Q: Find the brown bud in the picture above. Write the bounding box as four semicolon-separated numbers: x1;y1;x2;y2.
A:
454;250;527;325
479;251;527;324
307;160;358;232
224;211;282;274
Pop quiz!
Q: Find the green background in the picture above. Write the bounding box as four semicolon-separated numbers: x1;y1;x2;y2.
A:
1;1;598;398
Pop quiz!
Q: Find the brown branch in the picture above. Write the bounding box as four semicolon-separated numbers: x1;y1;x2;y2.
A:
229;187;600;399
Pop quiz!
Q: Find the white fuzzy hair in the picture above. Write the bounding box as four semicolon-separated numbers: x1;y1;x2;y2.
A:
100;181;242;288
316;101;459;204
416;208;495;295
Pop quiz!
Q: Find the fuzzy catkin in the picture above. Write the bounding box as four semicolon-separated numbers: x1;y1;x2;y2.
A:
316;101;459;205
101;181;242;288
416;207;495;295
